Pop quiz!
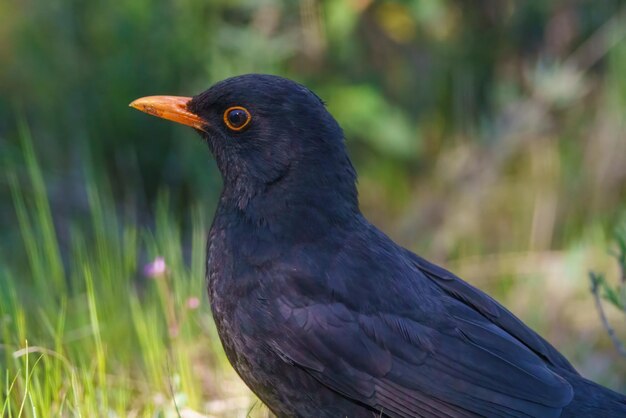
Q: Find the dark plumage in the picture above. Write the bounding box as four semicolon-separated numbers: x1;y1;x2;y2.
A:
131;74;626;417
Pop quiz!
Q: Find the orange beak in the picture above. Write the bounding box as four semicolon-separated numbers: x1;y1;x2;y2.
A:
129;96;206;131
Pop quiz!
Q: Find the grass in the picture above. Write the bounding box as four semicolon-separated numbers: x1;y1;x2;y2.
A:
0;126;261;416
1;124;625;416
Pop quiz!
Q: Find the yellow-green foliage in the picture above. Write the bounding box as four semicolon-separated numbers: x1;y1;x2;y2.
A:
1;128;262;417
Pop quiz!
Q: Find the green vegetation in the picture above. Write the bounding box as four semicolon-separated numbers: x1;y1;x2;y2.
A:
590;224;626;358
1;1;626;416
1;127;258;416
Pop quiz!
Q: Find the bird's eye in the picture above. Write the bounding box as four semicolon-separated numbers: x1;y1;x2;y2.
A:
223;106;251;131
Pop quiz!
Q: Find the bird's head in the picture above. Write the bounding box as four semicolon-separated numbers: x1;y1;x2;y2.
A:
131;74;358;219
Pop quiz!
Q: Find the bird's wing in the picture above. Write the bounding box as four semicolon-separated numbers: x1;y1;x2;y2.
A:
407;252;578;373
269;298;573;418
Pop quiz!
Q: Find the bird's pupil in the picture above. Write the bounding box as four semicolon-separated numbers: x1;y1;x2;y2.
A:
228;109;247;127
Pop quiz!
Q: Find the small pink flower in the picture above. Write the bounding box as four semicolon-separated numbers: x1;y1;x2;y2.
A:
168;324;179;338
186;296;200;310
143;256;167;278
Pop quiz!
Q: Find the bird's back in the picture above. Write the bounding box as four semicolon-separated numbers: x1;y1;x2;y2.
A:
206;210;626;417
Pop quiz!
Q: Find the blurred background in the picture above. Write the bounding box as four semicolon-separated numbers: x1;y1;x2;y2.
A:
1;0;626;416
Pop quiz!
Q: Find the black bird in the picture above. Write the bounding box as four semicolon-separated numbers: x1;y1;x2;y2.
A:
130;74;626;418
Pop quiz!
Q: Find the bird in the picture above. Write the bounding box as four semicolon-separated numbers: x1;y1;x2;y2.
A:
130;74;626;418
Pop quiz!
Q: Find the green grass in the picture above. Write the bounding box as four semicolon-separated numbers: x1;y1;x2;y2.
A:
2;124;626;417
2;123;626;417
0;127;261;416
2;124;626;416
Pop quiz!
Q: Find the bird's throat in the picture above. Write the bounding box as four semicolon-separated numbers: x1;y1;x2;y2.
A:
217;167;359;246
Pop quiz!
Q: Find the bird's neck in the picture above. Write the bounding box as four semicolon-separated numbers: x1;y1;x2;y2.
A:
217;161;360;244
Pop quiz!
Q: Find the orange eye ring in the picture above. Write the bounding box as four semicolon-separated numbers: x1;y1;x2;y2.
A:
223;106;252;131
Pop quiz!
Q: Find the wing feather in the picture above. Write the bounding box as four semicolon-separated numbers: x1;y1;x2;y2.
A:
408;252;577;373
272;298;573;418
